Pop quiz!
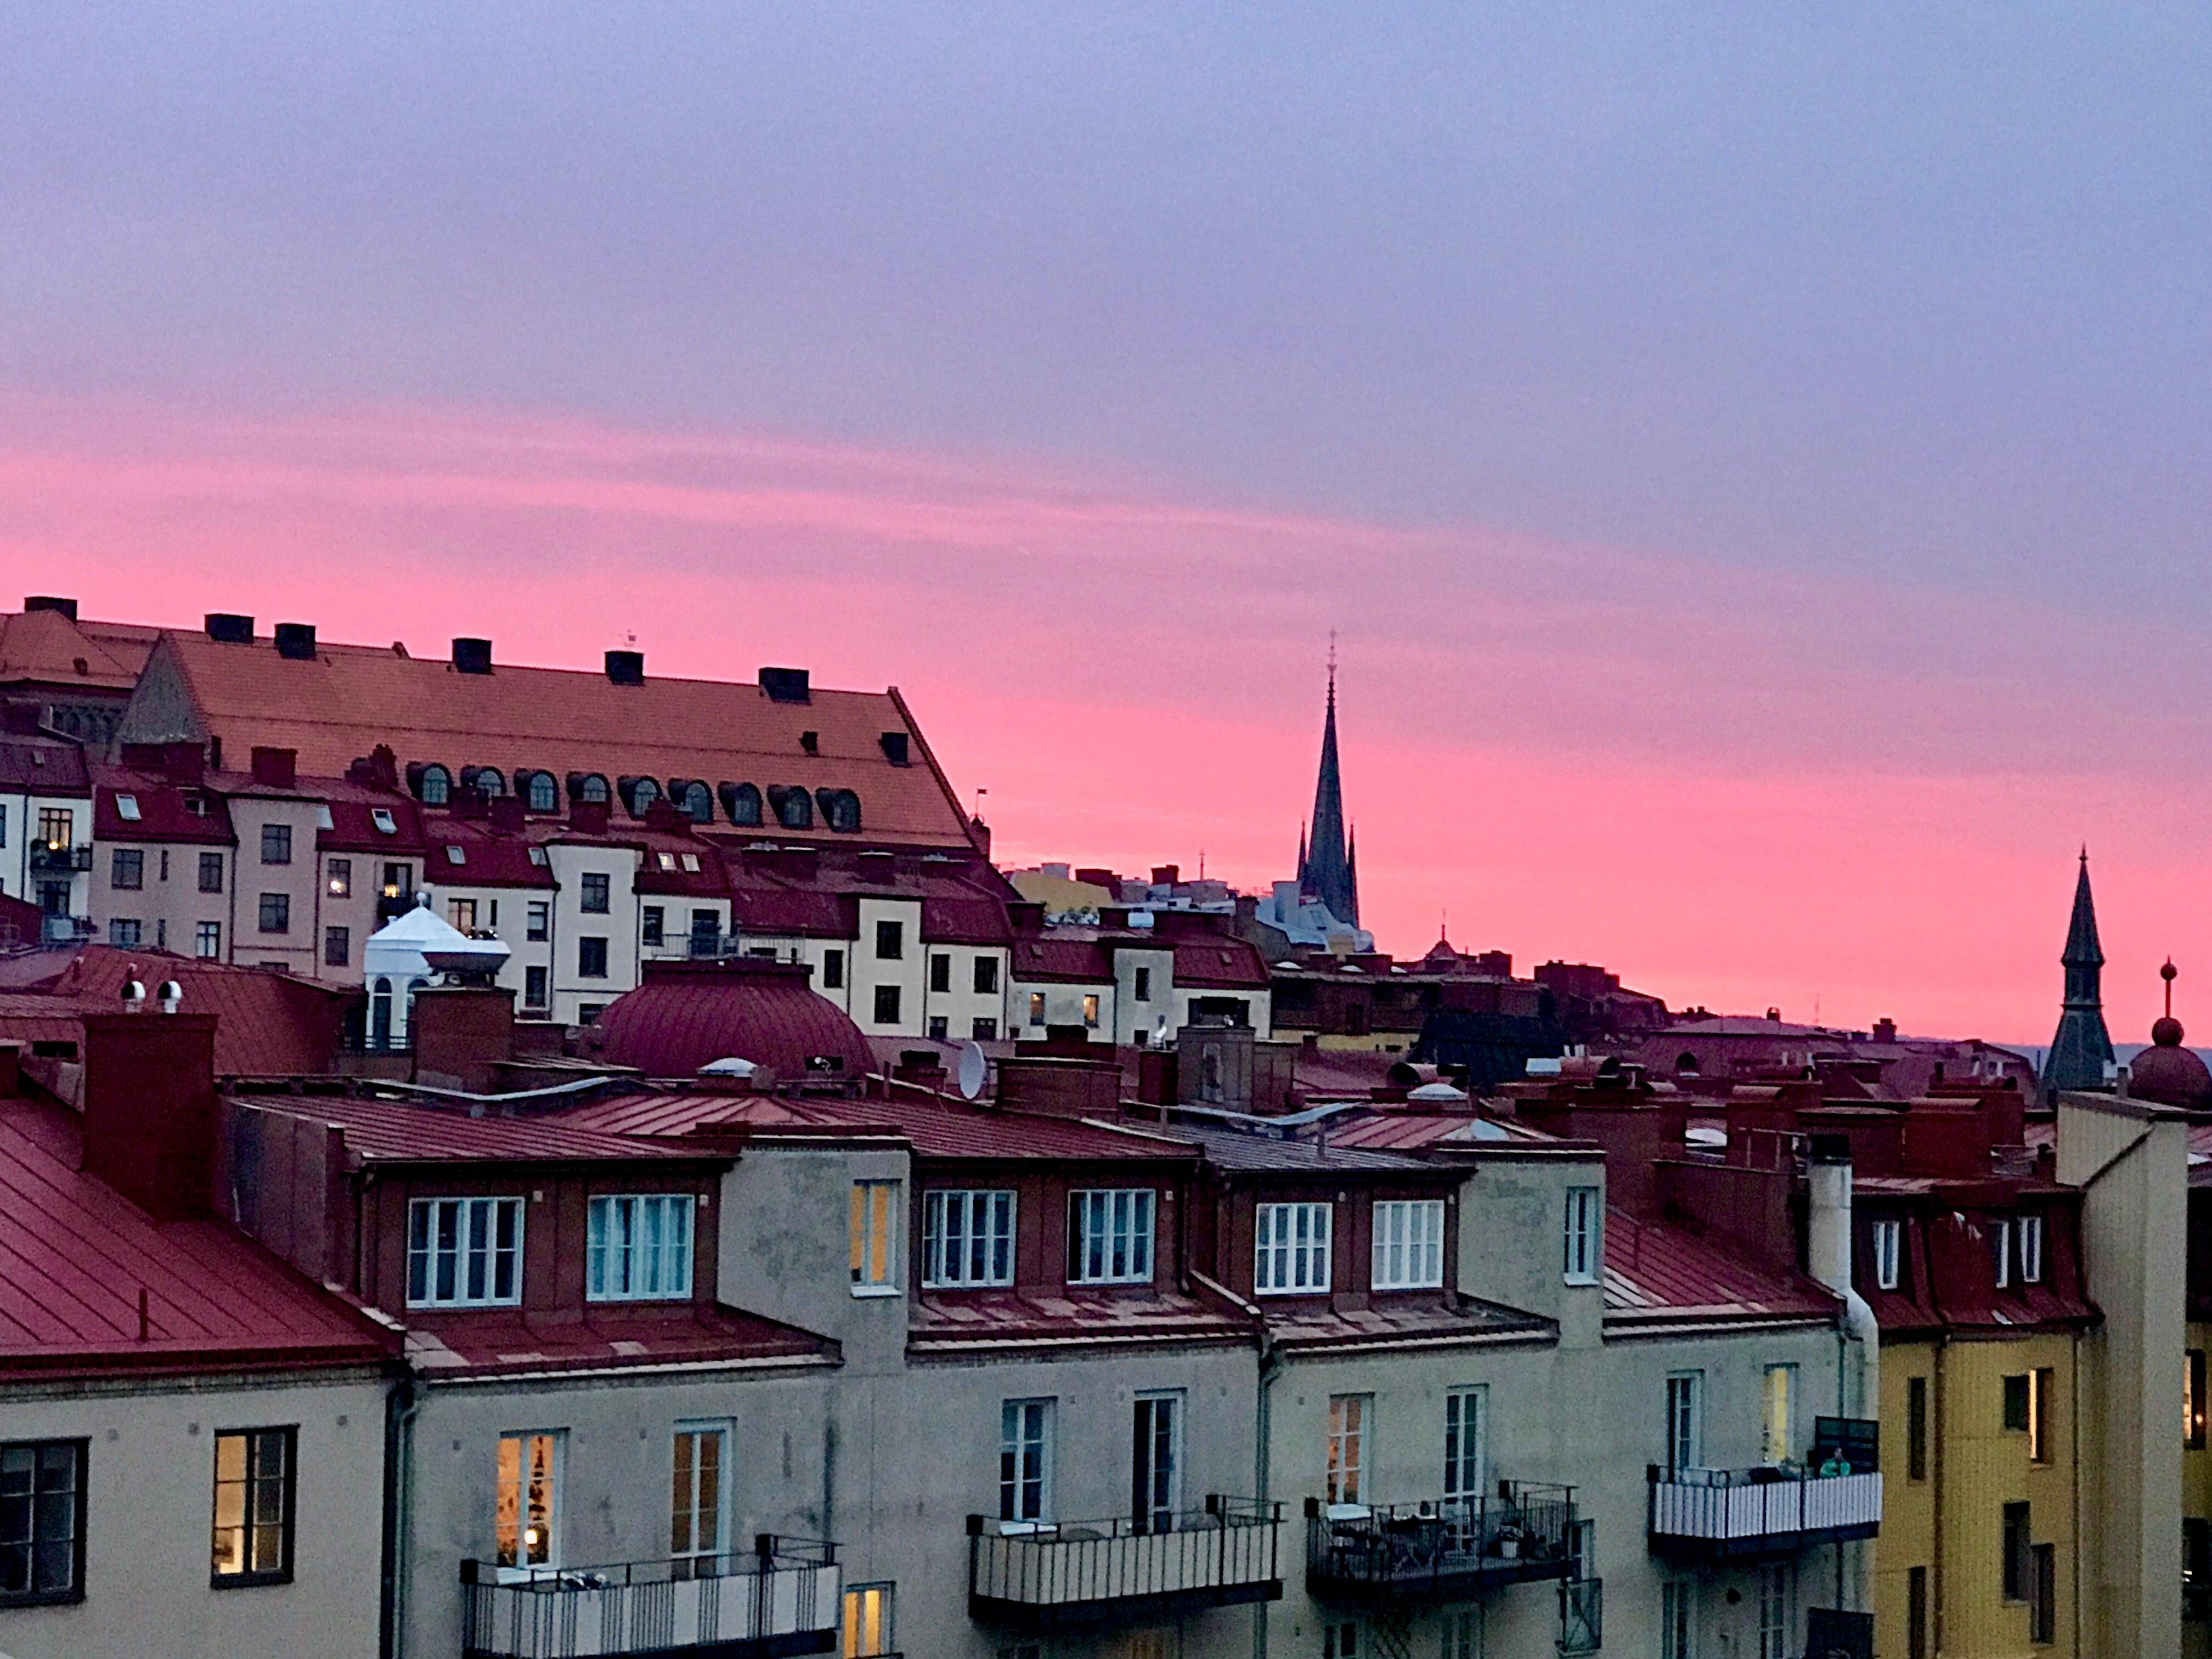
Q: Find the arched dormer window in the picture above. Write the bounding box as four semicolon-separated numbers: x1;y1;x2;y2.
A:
816;788;861;833
524;771;559;812
470;766;506;798
1675;1051;1700;1074
619;776;662;817
768;786;813;831
568;772;610;806
677;781;714;824
720;782;762;827
415;764;452;806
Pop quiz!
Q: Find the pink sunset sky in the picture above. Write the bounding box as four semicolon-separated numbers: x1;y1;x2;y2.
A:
3;8;2208;1047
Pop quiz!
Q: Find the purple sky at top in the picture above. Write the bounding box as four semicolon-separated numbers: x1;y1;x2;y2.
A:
1;5;2208;1042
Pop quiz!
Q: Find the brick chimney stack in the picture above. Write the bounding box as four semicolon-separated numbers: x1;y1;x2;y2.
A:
80;1010;219;1221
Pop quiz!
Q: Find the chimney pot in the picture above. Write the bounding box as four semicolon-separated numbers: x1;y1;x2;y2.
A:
605;648;645;685
451;637;494;675
204;612;255;645
24;595;78;620
249;746;297;789
759;667;811;704
273;622;318;661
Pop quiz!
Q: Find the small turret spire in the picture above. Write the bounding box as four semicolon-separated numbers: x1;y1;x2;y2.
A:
2045;850;2115;1091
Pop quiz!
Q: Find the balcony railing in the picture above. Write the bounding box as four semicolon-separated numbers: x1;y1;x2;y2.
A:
461;1538;838;1659
28;844;92;873
968;1496;1283;1632
40;915;95;945
1646;1466;1881;1558
1305;1485;1579;1602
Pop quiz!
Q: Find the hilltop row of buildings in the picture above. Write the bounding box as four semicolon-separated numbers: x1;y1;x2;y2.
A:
0;595;2207;1659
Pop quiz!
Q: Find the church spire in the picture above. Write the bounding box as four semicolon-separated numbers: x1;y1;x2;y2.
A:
1298;644;1358;925
2045;849;2114;1091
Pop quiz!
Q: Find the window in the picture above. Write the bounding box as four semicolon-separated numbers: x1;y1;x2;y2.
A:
497;1432;561;1571
1323;1623;1361;1659
580;872;610;913
419;765;452;806
1908;1375;1929;1480
327;857;352;897
772;786;811;830
211;1427;294;1586
1081;992;1100;1029
527;772;559;813
927;1015;949;1040
924;1189;1015;1286
1000;1400;1053;1522
1443;1386;1485;1504
1132;1391;1181;1533
0;803;6;845
371;808;397;836
1908;1564;1929;1659
2020;1214;2045;1284
199;851;225;893
820;789;860;833
2029;1367;2055;1463
873;985;901;1025
196;921;222;959
972;1017;998;1040
1133;966;1152;1002
114;793;141;822
407;1196;523;1307
107;918;140;947
523;966;548;1010
110;848;143;890
578;1003;606;1024
472;768;506;799
641;905;664;947
670;1424;725;1579
258;893;290;934
526;901;549;942
1872;1218;1902;1290
1757;1562;1791;1659
1763;1365;1795;1464
448;898;478;932
875;919;902;960
1028;991;1046;1026
2004;1373;2032;1433
260;824;291;865
586;1195;695;1301
2191;1350;2207;1449
842;1583;895;1656
724;782;761;826
2030;1541;2056;1644
2188;1521;2211;1624
0;1439;84;1606
1562;1186;1600;1284
1993;1217;2014;1289
689;909;716;946
1325;1394;1368;1504
1255;1201;1332;1294
2002;1501;2031;1601
850;1181;898;1293
1069;1189;1155;1284
36;808;72;850
575;774;610;806
975;956;1000;995
1371;1199;1444;1290
930;953;951;993
822;949;845;990
578;936;608;978
324;926;350;967
1661;1579;1697;1659
381;861;412;897
370;977;393;1047
1666;1373;1703;1471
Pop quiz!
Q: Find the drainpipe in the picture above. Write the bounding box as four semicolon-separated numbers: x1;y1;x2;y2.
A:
380;1376;421;1659
1254;1325;1284;1659
1807;1136;1877;1613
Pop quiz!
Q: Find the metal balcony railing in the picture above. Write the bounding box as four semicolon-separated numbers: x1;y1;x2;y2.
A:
968;1496;1283;1632
461;1537;838;1658
39;915;94;945
1305;1485;1578;1602
28;844;92;873
1646;1466;1881;1558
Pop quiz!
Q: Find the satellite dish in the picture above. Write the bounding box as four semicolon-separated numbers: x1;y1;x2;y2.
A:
956;1040;988;1101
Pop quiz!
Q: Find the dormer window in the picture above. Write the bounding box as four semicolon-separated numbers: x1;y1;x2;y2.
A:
657;852;676;871
407;1197;522;1307
471;767;506;798
817;789;861;833
569;772;610;806
923;1190;1015;1288
524;771;559;812
445;845;466;866
586;1195;695;1301
115;793;141;822
417;765;452;806
680;853;700;873
2018;1214;2044;1284
185;794;209;817
1992;1218;2015;1289
676;781;714;824
619;776;661;817
528;846;548;866
371;808;398;835
768;786;812;831
719;782;762;827
315;804;334;830
1255;1201;1332;1294
1370;1199;1444;1290
1069;1190;1155;1285
1872;1218;1903;1290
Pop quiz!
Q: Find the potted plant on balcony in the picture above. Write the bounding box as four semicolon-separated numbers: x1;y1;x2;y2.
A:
1491;1519;1525;1560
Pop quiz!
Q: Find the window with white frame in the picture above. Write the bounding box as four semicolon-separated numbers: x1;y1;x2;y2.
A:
1563;1186;1600;1284
1872;1218;1903;1290
496;1431;562;1571
1370;1199;1444;1290
586;1195;694;1301
1000;1399;1054;1522
1069;1189;1155;1284
1254;1200;1332;1294
1993;1217;2015;1289
923;1189;1015;1288
1666;1372;1703;1472
1757;1562;1793;1659
2019;1214;2045;1284
1325;1393;1369;1504
842;1583;895;1656
408;1197;522;1307
850;1180;898;1293
670;1423;725;1579
1443;1386;1486;1505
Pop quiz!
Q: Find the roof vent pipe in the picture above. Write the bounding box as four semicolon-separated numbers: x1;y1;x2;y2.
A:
452;637;494;675
156;980;183;1015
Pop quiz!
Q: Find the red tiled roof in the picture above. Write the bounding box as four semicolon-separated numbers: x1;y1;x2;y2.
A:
0;1097;395;1380
251;1093;730;1166
425;820;558;888
0;606;149;692
1170;935;1269;990
1014;933;1118;983
92;768;234;843
585;959;878;1080
0;736;89;794
1603;1209;1838;1327
134;629;980;848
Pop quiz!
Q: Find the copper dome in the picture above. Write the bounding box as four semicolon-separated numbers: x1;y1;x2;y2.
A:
2130;1016;2212;1109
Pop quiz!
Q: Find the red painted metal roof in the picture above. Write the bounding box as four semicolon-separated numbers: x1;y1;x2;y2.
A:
585;958;878;1080
15;947;349;1077
0;736;89;795
909;1286;1250;1351
0;1096;395;1380
1603;1209;1838;1324
402;1302;832;1378
250;1093;729;1166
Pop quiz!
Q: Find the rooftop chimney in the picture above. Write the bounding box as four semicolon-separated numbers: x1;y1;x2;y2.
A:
1152;865;1180;887
605;648;645;685
759;667;811;704
273;622;317;661
451;637;494;675
879;731;910;765
249;746;297;789
204;613;255;645
24;595;77;620
488;794;527;832
81;1010;219;1221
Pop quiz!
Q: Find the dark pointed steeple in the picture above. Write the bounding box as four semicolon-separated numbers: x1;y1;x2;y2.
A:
2045;849;2114;1091
1296;647;1358;925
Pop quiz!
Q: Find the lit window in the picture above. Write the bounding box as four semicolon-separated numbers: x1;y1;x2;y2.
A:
370;809;397;835
1563;1186;1600;1284
1872;1218;1902;1290
2019;1215;2044;1284
496;1432;561;1572
1370;1199;1444;1290
1255;1201;1332;1294
850;1181;899;1293
842;1583;895;1657
922;1189;1015;1287
327;857;352;898
0;1439;85;1605
211;1428;294;1586
1069;1189;1155;1284
657;852;676;871
1081;992;1100;1029
1028;991;1046;1026
1763;1364;1795;1464
114;793;141;822
1325;1394;1368;1504
586;1195;695;1301
2190;1350;2207;1449
1000;1399;1053;1522
406;1197;523;1307
671;1424;725;1579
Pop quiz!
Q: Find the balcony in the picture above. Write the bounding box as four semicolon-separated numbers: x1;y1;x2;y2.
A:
39;915;95;945
968;1497;1284;1632
1646;1466;1881;1559
1305;1485;1578;1604
461;1539;839;1659
28;844;92;873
